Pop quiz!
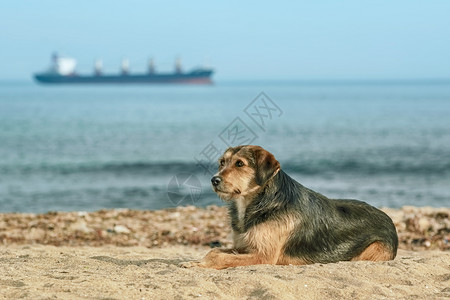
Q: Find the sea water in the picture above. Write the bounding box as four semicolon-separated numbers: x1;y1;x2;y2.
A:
0;80;449;212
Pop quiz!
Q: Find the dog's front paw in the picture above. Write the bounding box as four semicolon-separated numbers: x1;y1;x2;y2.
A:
179;260;204;268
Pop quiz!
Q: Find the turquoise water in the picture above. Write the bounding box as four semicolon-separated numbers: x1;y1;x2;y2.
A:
0;81;449;212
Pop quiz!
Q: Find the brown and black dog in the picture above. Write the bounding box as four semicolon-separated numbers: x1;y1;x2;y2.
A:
182;145;398;269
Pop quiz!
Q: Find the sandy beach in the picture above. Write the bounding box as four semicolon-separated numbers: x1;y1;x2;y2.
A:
0;206;449;299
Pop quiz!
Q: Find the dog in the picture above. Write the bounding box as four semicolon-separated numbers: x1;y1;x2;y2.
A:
182;145;398;269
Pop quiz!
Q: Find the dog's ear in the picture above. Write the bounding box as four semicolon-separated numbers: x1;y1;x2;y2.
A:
255;148;280;186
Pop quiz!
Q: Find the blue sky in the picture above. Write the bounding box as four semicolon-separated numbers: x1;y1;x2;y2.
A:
1;1;450;80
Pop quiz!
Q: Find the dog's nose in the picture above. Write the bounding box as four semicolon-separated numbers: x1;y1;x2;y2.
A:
211;176;222;186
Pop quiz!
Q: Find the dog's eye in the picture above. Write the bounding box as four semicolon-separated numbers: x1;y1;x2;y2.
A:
219;159;225;167
235;160;244;167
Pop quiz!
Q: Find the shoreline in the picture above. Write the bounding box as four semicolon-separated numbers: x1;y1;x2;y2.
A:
0;206;448;251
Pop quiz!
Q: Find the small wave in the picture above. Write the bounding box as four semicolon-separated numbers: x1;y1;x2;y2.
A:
284;159;450;176
1;157;449;177
0;161;201;176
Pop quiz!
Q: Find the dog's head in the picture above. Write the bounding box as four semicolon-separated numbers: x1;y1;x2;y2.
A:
211;145;280;201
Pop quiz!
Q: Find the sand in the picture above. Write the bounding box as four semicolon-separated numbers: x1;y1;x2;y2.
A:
0;246;448;299
0;206;449;299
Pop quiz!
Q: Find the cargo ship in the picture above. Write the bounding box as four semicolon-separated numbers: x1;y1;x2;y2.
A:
34;53;214;85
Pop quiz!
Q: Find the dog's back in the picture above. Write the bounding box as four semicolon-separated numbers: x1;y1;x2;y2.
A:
284;195;398;263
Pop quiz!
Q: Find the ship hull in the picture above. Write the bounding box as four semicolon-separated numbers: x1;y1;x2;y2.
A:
34;71;213;85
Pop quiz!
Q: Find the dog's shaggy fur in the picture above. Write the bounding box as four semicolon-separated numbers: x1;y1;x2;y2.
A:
182;145;398;269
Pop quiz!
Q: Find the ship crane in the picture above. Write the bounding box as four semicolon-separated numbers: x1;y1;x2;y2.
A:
148;58;155;74
94;59;103;76
175;57;182;74
121;58;129;75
